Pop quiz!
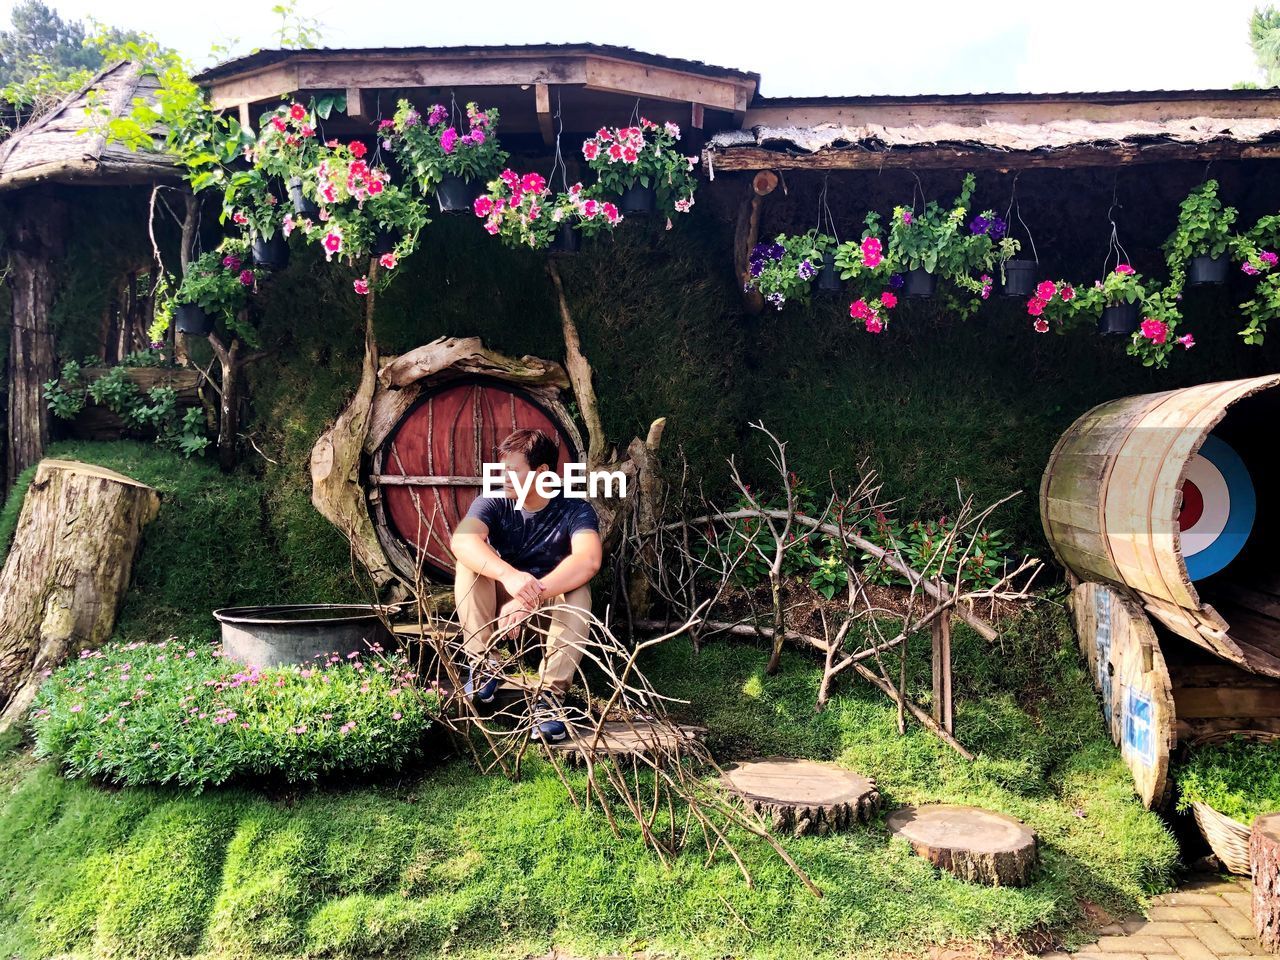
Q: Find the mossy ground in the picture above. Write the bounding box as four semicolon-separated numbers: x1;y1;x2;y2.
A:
0;589;1179;960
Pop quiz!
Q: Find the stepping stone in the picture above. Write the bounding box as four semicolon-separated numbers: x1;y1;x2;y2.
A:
717;757;880;836
542;718;706;762
886;804;1038;886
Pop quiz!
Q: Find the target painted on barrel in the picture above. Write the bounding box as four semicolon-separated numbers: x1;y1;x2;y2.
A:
1179;434;1256;580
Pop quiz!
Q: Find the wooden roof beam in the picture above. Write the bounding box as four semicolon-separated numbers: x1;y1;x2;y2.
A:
706;139;1280;172
535;83;554;146
582;56;749;112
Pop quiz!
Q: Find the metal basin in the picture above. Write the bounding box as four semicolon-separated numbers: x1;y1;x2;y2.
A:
213;604;398;669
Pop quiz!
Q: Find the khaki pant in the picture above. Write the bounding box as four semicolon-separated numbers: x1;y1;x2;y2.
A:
453;562;591;695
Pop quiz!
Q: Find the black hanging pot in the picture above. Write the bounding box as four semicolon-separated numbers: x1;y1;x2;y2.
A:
620;183;655;215
903;266;937;298
1188;253;1228;286
288;176;318;217
549;222;580;255
251;233;290;270
373;228;400;256
1098;301;1141;336
436;175;475;214
174;303;213;336
817;249;842;293
1001;259;1038;298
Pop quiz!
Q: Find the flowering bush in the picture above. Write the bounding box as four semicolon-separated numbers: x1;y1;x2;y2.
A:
580;119;699;219
388;99;508;190
743;231;834;309
221;167;283;241
30;638;441;791
472;171;621;249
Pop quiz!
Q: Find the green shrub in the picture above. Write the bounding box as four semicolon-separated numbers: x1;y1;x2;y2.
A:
1176;735;1280;825
30;639;440;791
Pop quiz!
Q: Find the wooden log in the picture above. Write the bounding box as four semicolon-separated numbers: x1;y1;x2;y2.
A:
0;459;160;730
886;804;1038;886
543;719;705;764
1252;812;1280;952
719;758;880;836
1070;581;1176;809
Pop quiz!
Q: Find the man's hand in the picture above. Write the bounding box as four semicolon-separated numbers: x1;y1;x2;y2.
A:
495;596;538;640
501;569;544;606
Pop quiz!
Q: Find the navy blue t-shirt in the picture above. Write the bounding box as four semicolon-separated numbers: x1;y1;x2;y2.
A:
463;493;599;579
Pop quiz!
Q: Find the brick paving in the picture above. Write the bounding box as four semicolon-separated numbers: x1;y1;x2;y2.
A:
1043;875;1268;960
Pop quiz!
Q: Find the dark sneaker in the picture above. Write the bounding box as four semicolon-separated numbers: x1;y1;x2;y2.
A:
463;657;502;704
528;695;569;743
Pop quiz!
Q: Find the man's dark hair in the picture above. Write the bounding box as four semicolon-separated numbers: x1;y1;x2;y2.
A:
498;428;559;471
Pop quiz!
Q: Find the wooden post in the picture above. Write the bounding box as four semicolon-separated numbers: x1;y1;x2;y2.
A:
931;616;953;734
4;190;67;491
732;171;778;315
1252;813;1280;952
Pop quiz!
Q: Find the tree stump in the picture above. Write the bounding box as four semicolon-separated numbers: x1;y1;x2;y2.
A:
718;758;881;836
0;460;160;730
1251;812;1280;951
886;804;1038;886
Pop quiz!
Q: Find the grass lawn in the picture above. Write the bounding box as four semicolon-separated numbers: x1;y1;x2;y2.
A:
0;600;1179;960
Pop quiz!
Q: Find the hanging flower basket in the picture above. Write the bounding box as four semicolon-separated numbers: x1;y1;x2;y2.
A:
620;183;656;215
174;303;213;336
436;174;476;214
288;176;318;217
1098;301;1140;335
549;222;580;255
1188;253;1228;286
251;233;290;270
1001;259;1038;298
903;267;937;298
817;249;842;294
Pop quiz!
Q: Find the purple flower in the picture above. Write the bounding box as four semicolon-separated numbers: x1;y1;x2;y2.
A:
471;129;486;146
989;216;1007;239
1243;262;1261;276
404;108;421;127
889;273;905;289
766;292;785;309
768;243;785;260
440;127;458;154
969;214;989;235
427;104;447;126
750;260;765;278
797;259;815;280
222;255;241;271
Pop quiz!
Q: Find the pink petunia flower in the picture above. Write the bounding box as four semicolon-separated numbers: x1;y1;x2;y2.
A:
880;291;898;309
582;141;599;161
239;269;254;287
1140;317;1168;344
353;277;369;295
849;299;872;321
1036;280;1057;301
861;236;882;268
1026;297;1046;316
1262;251;1279;267
1033;318;1050;334
1114;263;1135;275
379;252;397;269
865;316;884;334
1177;333;1196;350
290;103;307;121
440;127;458;154
1060;285;1075;301
902;210;912;224
473;195;493;217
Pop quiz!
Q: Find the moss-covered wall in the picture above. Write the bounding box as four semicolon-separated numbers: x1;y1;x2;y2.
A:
15;159;1280;602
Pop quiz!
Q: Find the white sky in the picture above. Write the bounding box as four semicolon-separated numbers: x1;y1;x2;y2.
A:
2;0;1269;96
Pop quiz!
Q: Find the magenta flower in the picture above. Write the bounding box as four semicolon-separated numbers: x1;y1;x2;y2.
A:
861;236;882;268
222;255;241;271
902;210;913;224
1177;333;1196;350
1140;318;1169;344
1114;263;1135;275
1033;318;1050;334
1026;297;1046;317
353;277;369;295
1243;262;1261;276
1262;251;1278;267
1036;280;1057;301
440;127;459;154
238;269;254;287
865;316;884;334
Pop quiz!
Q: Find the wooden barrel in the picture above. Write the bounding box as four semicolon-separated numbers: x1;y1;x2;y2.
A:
1042;375;1280;677
368;376;583;582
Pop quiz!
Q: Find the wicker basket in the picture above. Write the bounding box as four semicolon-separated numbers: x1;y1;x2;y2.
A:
1185;730;1280;876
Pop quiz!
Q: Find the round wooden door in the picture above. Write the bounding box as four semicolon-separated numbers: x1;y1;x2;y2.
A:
371;377;581;582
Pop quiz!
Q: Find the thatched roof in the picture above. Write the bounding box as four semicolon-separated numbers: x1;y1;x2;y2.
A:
706;89;1280;172
0;60;175;193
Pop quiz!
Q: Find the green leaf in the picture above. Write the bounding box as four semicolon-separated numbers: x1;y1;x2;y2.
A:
315;96;335;120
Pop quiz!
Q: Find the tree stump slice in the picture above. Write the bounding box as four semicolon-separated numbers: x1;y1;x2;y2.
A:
1251;812;1280;951
886;804;1038;886
0;459;160;730
543;719;705;764
718;758;881;837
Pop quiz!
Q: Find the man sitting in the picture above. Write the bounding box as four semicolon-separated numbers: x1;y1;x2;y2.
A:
450;427;602;743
